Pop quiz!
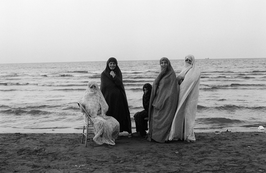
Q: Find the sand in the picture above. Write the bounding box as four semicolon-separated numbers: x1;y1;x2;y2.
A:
1;131;266;173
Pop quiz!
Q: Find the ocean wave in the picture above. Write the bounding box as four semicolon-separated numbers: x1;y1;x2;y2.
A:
0;73;19;77
197;104;266;111
0;82;29;86
218;99;226;101
201;75;256;79
40;83;86;87
62;105;80;111
123;71;144;74
123;79;154;83
131;76;155;79
58;74;73;77
197;117;244;124
124;83;145;87
0;89;17;92
0;105;10;109
25;127;70;130
230;83;265;87
197;105;208;110
1;108;51;115
201;83;266;90
127;87;143;91
237;76;255;79
90;74;101;78
252;70;266;73
201;71;234;74
53;88;85;91
25;105;59;109
67;70;88;73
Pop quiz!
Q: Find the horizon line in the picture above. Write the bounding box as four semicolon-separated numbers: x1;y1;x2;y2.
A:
1;57;265;65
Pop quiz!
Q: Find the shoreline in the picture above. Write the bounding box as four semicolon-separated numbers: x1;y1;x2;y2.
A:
1;131;266;172
0;125;264;134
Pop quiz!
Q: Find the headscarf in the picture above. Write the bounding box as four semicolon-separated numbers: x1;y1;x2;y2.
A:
101;57;124;91
178;55;194;78
83;81;109;116
143;83;152;93
154;57;174;86
149;57;177;112
142;83;152;111
103;57;122;78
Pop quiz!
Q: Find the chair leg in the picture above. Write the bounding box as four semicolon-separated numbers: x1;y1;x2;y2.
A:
81;126;85;144
85;125;88;147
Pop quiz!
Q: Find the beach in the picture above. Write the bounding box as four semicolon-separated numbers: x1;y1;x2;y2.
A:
1;131;266;172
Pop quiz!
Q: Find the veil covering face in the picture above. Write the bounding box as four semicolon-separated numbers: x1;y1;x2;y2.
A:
169;55;201;142
79;81;120;145
178;55;194;78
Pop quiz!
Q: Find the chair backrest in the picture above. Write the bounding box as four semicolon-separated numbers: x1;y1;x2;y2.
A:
77;102;94;125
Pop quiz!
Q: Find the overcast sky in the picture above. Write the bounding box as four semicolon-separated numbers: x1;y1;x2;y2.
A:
1;0;266;63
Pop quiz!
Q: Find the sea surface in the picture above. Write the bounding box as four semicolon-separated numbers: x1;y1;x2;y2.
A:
1;58;266;133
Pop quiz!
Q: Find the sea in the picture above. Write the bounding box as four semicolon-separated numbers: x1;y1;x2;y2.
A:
1;58;266;133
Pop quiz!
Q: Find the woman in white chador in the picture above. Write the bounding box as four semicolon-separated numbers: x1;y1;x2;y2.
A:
168;55;201;142
79;81;120;145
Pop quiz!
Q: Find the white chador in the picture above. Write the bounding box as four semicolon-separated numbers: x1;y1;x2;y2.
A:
168;55;201;142
79;81;120;145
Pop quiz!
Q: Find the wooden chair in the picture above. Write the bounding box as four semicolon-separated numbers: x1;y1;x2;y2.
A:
77;103;94;147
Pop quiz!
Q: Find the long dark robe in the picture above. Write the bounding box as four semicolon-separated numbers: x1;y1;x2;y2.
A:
148;58;179;143
100;58;132;133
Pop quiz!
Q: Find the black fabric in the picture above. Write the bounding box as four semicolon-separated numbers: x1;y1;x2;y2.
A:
134;83;152;136
142;83;152;111
100;57;132;133
134;110;148;136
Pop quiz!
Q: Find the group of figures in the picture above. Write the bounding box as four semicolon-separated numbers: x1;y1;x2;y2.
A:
79;55;201;145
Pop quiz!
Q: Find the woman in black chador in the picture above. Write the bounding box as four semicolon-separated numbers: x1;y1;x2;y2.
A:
100;57;132;135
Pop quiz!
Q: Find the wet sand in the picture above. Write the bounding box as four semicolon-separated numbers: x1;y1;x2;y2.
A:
1;131;266;172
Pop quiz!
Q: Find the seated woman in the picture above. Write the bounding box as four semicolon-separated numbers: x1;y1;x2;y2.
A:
79;81;120;145
133;83;152;137
168;55;201;142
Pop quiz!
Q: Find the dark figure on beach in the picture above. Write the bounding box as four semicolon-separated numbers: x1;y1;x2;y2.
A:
133;83;152;137
100;57;132;135
168;55;201;142
148;57;179;143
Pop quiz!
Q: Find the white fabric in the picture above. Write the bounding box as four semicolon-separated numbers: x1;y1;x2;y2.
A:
79;81;120;145
169;55;201;142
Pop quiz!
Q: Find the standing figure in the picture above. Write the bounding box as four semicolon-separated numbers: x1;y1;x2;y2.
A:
148;57;179;143
169;55;201;142
133;83;152;137
79;81;120;145
100;57;132;135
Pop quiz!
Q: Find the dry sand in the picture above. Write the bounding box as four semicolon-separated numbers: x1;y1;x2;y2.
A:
1;131;266;173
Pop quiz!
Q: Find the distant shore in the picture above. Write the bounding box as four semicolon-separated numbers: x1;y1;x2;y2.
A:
1;131;266;172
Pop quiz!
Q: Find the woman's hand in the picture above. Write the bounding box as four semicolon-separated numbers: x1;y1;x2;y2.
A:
110;71;116;78
177;76;184;85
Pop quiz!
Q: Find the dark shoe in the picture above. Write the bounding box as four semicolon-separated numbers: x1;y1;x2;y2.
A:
140;131;147;137
132;132;141;137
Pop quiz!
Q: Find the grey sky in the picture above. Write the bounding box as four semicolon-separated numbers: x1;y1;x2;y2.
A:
1;0;266;63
